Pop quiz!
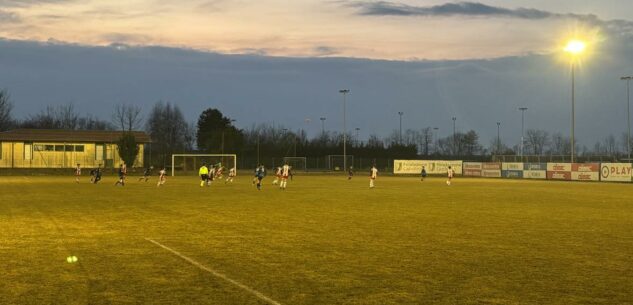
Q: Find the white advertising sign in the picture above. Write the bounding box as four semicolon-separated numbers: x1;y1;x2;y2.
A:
572;172;600;181
547;163;572;172
600;163;632;182
394;160;463;175
502;162;523;170
523;170;546;179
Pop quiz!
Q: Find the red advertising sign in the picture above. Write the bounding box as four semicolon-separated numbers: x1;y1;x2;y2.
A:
571;163;600;172
482;163;501;170
547;171;572;180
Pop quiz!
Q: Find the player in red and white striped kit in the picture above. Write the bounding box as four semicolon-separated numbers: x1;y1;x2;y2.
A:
75;163;81;183
279;163;291;190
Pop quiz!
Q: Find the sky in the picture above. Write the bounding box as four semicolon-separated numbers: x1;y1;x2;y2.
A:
1;1;633;149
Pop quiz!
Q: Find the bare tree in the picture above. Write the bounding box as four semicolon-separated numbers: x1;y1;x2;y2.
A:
113;103;143;131
604;134;618;156
21;103;79;129
0;89;13;131
525;129;549;155
549;132;571;155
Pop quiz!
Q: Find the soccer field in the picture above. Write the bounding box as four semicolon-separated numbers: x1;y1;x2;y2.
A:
1;175;631;305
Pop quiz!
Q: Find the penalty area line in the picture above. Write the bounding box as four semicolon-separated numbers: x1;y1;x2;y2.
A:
144;238;282;305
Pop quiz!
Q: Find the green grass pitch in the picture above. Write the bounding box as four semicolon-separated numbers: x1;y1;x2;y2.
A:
1;175;632;305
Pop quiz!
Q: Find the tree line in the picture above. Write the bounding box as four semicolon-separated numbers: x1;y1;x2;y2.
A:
1;88;632;167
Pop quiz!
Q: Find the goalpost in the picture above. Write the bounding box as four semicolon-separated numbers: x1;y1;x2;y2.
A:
325;155;354;171
283;157;307;172
171;154;237;177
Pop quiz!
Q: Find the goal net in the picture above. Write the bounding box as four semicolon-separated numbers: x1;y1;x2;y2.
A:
326;155;354;171
171;154;237;176
283;157;307;172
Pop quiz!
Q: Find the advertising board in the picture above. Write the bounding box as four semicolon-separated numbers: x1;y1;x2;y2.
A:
547;171;572;180
502;162;523;171
482;169;502;178
482;163;501;170
523;170;546;179
571;163;600;182
524;163;547;171
547;163;572;172
600;163;632;182
394;160;463;175
502;170;523;178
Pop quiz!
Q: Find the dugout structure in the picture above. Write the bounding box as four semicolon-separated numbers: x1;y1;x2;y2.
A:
171;154;237;176
283;157;307;172
326;155;354;171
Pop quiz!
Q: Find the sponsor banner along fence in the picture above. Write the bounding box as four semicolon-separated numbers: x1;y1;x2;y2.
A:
571;163;600;182
502;162;523;171
394;160;463;175
524;170;546;179
502;170;523;178
547;171;572;180
463;162;501;177
482;169;502;178
463;162;482;177
524;163;547;171
600;163;633;182
546;163;572;181
523;163;547;179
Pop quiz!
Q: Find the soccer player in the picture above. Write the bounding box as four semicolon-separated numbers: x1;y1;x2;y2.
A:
225;167;236;184
157;167;166;187
199;163;209;187
114;163;126;186
348;166;354;180
447;166;455;185
207;164;216;186
272;167;282;185
139;166;153;182
75;163;81;183
369;164;378;188
279;163;291;190
215;163;224;179
255;164;266;190
93;165;102;184
420;166;427;182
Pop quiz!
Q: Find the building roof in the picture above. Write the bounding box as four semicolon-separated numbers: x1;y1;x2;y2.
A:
0;129;151;143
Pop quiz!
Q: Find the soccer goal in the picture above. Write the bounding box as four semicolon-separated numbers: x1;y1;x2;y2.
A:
326;155;354;171
283;157;307;172
171;154;237;176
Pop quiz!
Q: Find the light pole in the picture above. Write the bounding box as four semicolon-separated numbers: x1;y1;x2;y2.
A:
564;40;586;163
452;117;456;155
320;117;326;134
497;122;501;154
339;89;350;170
519;107;528;157
355;127;360;146
433;127;439;154
622;76;632;160
398;112;404;144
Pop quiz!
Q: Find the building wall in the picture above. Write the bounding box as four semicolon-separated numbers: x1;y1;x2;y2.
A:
0;141;144;169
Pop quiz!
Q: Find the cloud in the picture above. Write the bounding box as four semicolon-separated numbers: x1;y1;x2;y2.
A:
0;9;19;23
196;0;229;12
313;46;340;56
101;33;153;44
0;0;73;8
344;1;633;35
348;1;552;18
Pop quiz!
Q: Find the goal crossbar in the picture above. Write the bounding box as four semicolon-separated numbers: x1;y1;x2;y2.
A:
171;154;237;176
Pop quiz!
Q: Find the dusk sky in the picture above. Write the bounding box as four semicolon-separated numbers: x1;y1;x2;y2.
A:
2;0;633;148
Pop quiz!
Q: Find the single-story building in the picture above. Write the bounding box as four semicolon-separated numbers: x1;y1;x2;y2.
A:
0;129;150;168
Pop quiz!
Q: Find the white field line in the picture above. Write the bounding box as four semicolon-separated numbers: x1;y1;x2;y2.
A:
144;238;282;305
